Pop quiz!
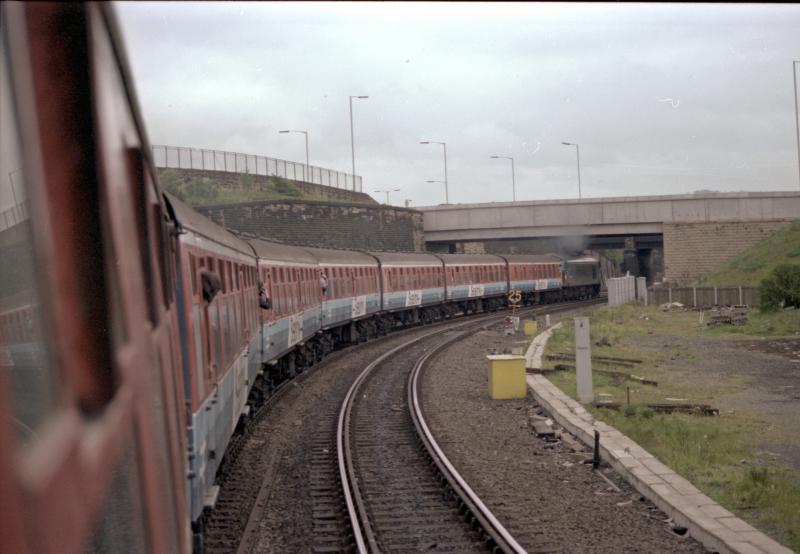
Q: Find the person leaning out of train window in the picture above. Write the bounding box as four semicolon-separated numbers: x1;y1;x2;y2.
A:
320;273;329;297
258;281;272;310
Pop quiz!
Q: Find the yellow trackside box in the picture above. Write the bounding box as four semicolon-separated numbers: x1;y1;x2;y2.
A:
523;320;538;336
487;355;527;399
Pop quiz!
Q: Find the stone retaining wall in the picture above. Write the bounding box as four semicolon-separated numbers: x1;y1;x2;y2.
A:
197;200;425;252
663;220;793;285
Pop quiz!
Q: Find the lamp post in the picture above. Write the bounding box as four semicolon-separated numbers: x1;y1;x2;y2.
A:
349;95;369;189
489;155;516;201
561;141;582;199
793;60;800;189
374;188;400;205
420;140;448;203
278;129;309;181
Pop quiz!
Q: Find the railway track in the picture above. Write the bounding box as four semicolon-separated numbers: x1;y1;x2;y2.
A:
208;298;602;553
339;314;526;553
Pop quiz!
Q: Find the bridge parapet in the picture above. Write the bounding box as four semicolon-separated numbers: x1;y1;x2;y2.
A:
420;191;800;241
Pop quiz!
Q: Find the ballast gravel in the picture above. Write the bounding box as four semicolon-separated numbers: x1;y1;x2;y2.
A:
421;318;709;553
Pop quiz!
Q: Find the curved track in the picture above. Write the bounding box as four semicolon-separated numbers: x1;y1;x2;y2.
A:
339;300;601;553
209;298;602;553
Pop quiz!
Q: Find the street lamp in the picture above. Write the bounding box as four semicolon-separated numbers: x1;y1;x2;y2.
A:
349;95;369;189
278;129;309;181
561;141;582;199
420;140;448;204
374;188;400;205
490;155;516;201
793;61;800;189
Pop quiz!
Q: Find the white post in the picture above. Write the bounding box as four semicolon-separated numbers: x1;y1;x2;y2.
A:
545;314;551;328
575;317;593;403
668;287;672;304
636;277;646;304
693;287;697;308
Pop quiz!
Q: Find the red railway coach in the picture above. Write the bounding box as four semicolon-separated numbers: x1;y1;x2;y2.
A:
502;254;565;304
370;252;446;324
164;193;261;536
2;3;190;552
437;254;509;313
302;247;382;341
249;239;321;384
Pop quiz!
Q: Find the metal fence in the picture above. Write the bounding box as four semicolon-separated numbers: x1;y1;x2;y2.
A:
647;286;760;307
151;145;363;192
0;200;29;233
607;275;637;306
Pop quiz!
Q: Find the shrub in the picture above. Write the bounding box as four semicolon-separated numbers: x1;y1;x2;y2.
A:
760;264;800;311
270;177;302;197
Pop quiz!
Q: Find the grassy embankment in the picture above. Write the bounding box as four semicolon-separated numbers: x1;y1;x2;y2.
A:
158;168;327;207
542;304;800;550
695;219;800;287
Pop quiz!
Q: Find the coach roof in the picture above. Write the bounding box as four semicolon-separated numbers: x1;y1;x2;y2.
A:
501;254;564;264
249;239;318;265
368;252;443;267
164;192;252;255
302;246;379;267
434;253;507;266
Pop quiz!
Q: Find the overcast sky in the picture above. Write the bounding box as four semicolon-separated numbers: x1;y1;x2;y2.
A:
116;2;800;207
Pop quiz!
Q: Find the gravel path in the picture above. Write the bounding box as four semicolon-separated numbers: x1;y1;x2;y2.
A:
421;319;708;553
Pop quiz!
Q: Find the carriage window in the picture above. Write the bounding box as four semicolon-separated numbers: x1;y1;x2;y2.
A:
189;254;197;295
1;51;59;443
192;304;205;398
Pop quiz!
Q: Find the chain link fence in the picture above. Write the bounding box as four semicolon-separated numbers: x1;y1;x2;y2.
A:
151;145;362;192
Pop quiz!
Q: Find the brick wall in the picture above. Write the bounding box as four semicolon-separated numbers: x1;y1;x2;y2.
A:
197;200;425;252
158;167;376;205
663;220;792;284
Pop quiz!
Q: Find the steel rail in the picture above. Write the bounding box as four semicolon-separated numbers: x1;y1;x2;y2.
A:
337;315;493;553
408;332;527;554
338;297;603;553
405;297;604;553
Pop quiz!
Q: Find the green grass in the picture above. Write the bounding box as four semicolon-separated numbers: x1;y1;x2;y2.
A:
543;304;800;550
695;220;800;287
705;308;800;337
157;168;323;207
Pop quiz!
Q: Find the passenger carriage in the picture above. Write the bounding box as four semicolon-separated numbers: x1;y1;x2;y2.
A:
2;4;191;551
166;193;261;528
302;247;381;342
502;254;564;304
436;254;509;313
369;252;445;324
250;239;321;378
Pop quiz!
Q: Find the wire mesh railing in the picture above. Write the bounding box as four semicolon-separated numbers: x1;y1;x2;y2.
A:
0;200;29;233
151;145;362;192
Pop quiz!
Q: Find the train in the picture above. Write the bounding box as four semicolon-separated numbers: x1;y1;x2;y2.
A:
0;4;600;553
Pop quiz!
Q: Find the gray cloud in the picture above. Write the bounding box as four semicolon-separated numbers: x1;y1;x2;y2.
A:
116;2;800;206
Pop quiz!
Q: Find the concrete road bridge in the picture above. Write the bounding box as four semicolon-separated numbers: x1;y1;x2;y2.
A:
419;191;799;284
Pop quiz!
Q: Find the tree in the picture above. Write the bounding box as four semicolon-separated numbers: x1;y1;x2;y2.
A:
760;264;800;311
